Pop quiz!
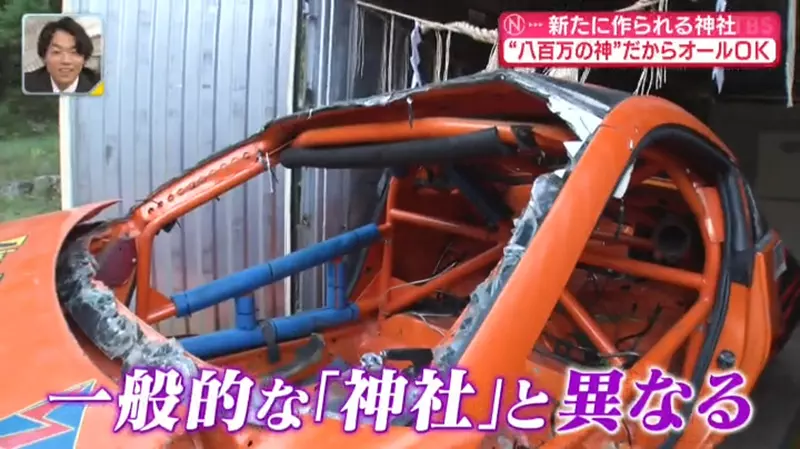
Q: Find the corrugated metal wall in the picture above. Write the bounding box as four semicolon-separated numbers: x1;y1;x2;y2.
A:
65;0;298;335
294;0;411;310
293;0;356;310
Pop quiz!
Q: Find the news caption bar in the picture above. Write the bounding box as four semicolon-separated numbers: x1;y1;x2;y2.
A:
48;366;753;435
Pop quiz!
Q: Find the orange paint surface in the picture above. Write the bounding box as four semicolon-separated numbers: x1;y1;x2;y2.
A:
0;78;795;449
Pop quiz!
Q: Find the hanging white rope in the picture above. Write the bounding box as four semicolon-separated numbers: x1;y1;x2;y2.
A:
443;30;452;80
409;22;424;88
355;0;677;94
433;30;444;82
351;7;366;78
378;16;388;91
387;15;396;90
631;0;669;95
356;0;497;43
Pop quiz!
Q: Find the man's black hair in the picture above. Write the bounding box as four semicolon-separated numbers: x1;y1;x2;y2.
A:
36;17;94;60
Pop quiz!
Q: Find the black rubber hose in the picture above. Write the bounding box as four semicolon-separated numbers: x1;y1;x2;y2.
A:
280;128;515;169
658;172;734;449
345;169;391;298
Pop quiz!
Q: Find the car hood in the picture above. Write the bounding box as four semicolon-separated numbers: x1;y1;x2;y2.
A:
0;201;173;448
0;202;454;448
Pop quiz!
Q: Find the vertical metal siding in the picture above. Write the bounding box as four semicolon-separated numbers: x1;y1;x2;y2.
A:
295;0;357;310
295;0;410;310
67;0;298;335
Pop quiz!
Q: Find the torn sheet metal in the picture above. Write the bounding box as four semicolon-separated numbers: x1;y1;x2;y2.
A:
282;69;626;164
434;170;565;369
545;96;602;142
434;134;630;369
293;70;631;201
56;239;198;379
404;79;628;370
129;69;631;388
142;69;629;204
81;69;636;428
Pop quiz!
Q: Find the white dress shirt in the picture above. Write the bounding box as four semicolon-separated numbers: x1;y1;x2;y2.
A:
51;76;79;93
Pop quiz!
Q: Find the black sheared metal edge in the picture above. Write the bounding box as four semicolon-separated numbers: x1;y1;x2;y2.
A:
132;69;628;215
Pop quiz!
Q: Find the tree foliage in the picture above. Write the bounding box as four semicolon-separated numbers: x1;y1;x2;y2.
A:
0;0;60;137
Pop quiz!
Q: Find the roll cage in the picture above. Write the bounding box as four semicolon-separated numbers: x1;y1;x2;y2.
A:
73;70;780;448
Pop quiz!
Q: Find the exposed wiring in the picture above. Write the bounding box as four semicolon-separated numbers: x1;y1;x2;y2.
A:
350;260;458;315
615;304;663;351
543;331;642;367
352;242;463;336
404;312;448;336
587;271;609;301
385;261;457;297
373;238;462;317
348;260;461;336
432;241;455;275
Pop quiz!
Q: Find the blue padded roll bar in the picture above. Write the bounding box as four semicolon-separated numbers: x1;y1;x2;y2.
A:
171;223;380;317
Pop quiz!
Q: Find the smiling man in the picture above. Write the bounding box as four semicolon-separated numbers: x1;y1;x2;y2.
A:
23;17;100;94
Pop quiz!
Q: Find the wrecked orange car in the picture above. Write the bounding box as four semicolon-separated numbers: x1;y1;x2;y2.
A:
1;70;799;449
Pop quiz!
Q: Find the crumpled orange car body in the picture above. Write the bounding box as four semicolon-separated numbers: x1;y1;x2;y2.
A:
0;70;798;449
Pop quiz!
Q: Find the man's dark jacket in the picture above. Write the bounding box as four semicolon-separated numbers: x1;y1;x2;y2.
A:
23;66;100;94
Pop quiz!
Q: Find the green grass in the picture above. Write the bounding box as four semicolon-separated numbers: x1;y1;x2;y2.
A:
0;132;60;223
0;133;59;182
0;195;60;222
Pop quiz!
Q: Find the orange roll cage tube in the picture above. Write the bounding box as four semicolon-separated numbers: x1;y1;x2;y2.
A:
12;71;800;449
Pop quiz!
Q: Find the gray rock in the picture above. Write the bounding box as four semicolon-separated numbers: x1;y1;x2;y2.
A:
0;181;33;199
0;175;60;199
32;175;60;198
